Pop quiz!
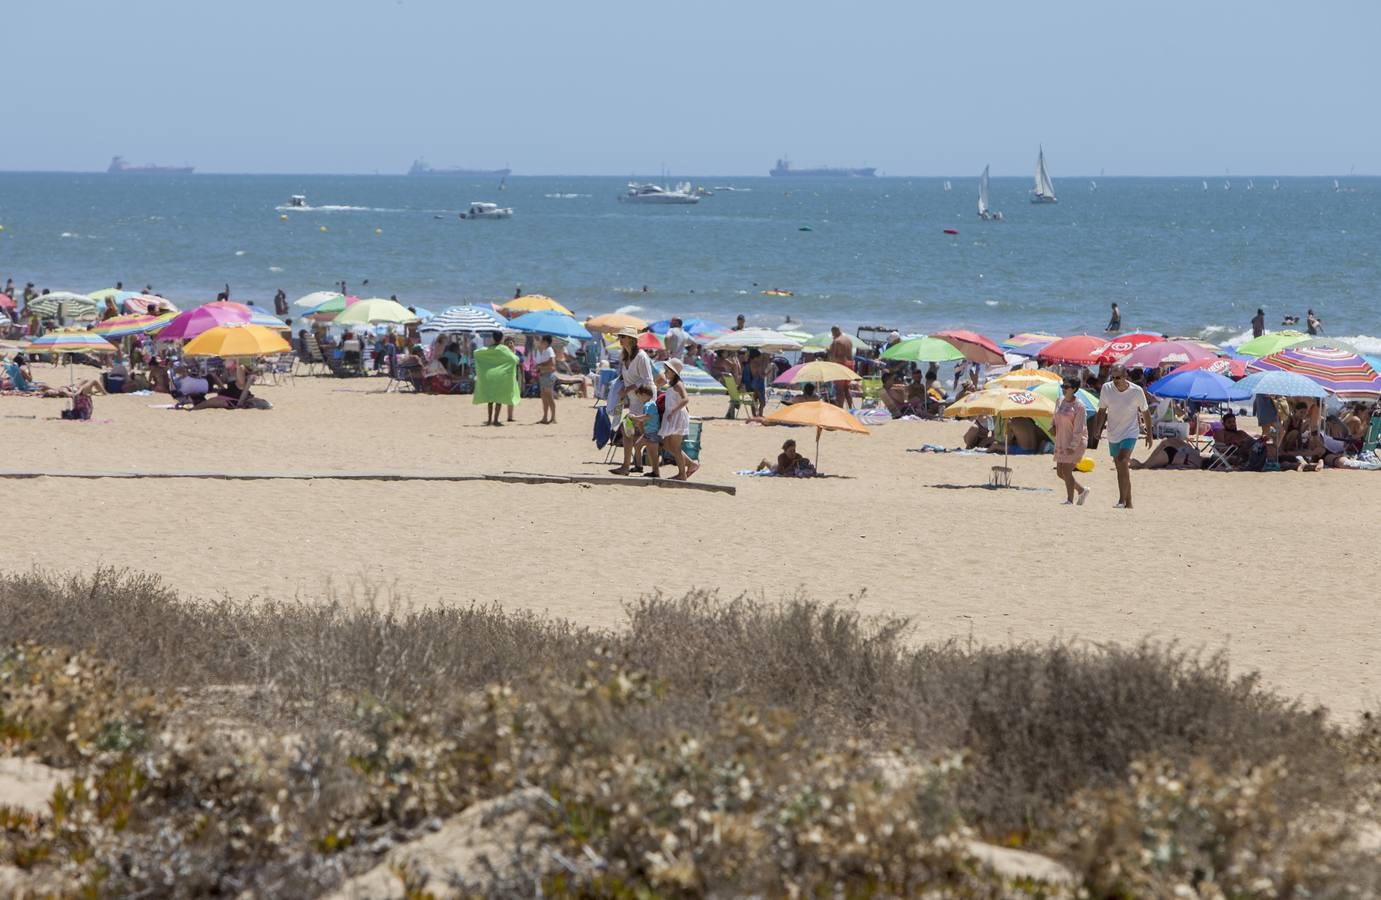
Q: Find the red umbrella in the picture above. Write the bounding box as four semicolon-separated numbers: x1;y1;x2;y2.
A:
932;329;1006;365
1091;332;1164;364
636;331;663;351
1117;339;1218;368
1168;357;1250;378
1037;334;1108;366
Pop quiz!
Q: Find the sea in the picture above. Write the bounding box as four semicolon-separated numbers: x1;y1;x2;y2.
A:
1;172;1378;351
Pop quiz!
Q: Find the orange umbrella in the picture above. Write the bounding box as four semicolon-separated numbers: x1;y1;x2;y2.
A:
585;312;647;334
763;400;870;475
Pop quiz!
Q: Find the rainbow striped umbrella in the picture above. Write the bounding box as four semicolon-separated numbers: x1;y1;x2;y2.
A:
1248;345;1381;399
23;332;119;354
91;312;177;338
1001;332;1061;354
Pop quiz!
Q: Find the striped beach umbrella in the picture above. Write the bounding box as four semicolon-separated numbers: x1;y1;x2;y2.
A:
23;291;101;319
292;291;344;312
421;304;508;333
248;309;291;330
1001;332;1061;354
653;361;726;394
23;332;119;354
91;312;177;338
1247;345;1381;399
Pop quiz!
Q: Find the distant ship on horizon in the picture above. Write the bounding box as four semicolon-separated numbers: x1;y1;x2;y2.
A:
107;155;194;175
408;158;512;178
769;157;876;178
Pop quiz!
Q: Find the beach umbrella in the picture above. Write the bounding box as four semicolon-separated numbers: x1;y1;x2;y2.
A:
422;304;508;333
293;291;344;312
500;294;573;317
1089;333;1164;365
409;306;434;321
23;332;119;355
90;312;177;338
1233;370;1329;399
507;310;591;340
305;294;359;318
585;312;648;334
986;368;1062;390
248;309;291;330
763;400;870;475
776;329;813;344
773;360;860;385
652;361;726;394
636;332;663;351
121;294;179;315
332;298;419;326
880;336;965;363
154;302;252;341
945;388;1056;473
647;318;731;340
704;328;803;352
1036;334;1107;366
24;291;101;319
1247;345;1381;399
183;323;292;358
1146;369;1250;402
1235;331;1308;358
1167;357;1250;378
1117;339;1219;368
803;331;869;353
1001;332;1061;354
1029;381;1098;414
933;329;1007;365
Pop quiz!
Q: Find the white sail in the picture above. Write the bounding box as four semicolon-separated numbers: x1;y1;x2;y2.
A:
1202;180;1209;191
978;166;990;216
1089;179;1097;191
1247;178;1254;191
1031;146;1056;202
1272;179;1280;190
1334;179;1340;191
943;180;952;192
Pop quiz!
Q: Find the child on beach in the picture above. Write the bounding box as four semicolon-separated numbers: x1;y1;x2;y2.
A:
629;384;661;478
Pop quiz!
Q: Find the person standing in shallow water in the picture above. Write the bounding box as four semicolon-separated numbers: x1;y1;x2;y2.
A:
1106;303;1121;332
1251;308;1265;338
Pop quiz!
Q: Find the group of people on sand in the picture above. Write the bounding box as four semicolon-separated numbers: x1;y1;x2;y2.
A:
604;329;699;481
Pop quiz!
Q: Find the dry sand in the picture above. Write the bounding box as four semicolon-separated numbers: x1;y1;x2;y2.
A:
0;362;1376;719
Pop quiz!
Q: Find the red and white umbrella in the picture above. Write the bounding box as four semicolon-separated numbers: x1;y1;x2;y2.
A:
1117;339;1218;368
932;329;1006;365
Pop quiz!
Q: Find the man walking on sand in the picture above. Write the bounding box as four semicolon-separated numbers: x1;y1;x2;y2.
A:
827;325;855;409
1093;364;1153;509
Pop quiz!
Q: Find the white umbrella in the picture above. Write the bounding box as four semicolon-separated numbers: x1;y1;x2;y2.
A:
292;290;344;312
420;305;507;333
25;291;100;319
705;327;804;352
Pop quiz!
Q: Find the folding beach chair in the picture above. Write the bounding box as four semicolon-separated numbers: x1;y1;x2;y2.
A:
1364;415;1381;455
722;377;751;418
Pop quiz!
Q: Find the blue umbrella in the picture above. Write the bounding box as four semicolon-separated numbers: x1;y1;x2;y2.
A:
1147;369;1250;402
649;318;728;338
508;310;592;340
408;306;435;321
1233;370;1329;398
248;309;290;330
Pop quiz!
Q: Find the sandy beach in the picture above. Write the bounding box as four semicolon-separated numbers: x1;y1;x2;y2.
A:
0;361;1375;719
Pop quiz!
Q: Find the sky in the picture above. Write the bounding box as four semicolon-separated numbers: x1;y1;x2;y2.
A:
5;0;1379;176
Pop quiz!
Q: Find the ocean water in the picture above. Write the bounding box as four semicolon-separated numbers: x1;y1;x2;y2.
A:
1;172;1378;349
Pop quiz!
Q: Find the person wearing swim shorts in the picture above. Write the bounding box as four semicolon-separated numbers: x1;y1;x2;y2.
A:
534;335;558;424
1094;364;1153;509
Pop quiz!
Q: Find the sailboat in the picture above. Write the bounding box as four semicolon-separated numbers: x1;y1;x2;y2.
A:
1202;180;1209;192
943;180;952;192
1247;178;1255;191
978;165;1002;220
1089;180;1097;192
1224;180;1232;191
1272;179;1280;191
498;176;507;192
1030;146;1057;203
1333;179;1341;192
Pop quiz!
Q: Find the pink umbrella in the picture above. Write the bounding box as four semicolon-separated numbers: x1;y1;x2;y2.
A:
1168;357;1250;378
1117;340;1219;368
122;294;180;315
154;302;252;341
932;329;1006;365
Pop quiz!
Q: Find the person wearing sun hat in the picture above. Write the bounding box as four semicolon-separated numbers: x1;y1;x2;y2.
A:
658;357;698;480
610;327;664;475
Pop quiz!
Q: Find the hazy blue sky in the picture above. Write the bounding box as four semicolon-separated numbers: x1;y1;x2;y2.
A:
6;0;1379;175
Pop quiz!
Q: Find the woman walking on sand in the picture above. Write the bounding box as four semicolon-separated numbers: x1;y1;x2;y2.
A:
659;359;698;480
1053;378;1090;505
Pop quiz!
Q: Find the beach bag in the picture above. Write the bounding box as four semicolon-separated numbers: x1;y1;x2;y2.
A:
61;394;93;421
1242;439;1268;472
593;406;611;449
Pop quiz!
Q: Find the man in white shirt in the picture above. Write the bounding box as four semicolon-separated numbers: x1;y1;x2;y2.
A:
664;318;687;362
1094;365;1154;509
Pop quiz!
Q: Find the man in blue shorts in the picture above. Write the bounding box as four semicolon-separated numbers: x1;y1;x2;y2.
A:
1094;365;1153;509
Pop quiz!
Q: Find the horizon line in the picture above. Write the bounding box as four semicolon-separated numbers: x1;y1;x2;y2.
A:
0;169;1375;179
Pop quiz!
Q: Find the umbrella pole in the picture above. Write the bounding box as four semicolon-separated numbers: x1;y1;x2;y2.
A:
815;426;823;476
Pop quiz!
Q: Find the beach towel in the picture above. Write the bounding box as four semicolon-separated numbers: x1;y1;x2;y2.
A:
908;444;953;453
472;344;520;406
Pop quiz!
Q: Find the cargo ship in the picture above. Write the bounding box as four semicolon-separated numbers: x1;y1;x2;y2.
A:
408;158;511;178
769;157;876;177
107;156;194;175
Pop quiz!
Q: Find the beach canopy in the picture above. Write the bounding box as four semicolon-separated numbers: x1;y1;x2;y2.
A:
986;368;1062;390
763;399;870;476
155;302;252;341
704;328;803;352
652;361;726;394
880;336;965;363
500;294;572;317
945;388;1056;419
422;305;508;333
183;323;291;358
248;310;291;330
1117;339;1219;368
774;360;860;385
1036;334;1108;366
1167;357;1250;378
933;329;1007;365
1247;345;1381;399
1233;370;1329;399
507;310;591;340
585;312;648;334
1147;369;1249;402
1001;332;1061;354
24;292;101;319
1235;331;1308;358
332;298;419;326
1029;381;1098;414
293;291;344;312
91;312;177;338
22;332;119;354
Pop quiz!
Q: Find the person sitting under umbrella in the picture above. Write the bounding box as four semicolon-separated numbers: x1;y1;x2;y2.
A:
755;439;814;476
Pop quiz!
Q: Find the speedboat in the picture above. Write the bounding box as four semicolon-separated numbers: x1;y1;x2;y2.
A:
459;201;513;219
619;182;699;204
287;194;307;208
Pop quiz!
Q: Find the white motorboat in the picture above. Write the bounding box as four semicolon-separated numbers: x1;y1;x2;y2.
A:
978;165;1002;220
459;201;513;219
619;182;699;204
1030;146;1057;203
287;194;307;208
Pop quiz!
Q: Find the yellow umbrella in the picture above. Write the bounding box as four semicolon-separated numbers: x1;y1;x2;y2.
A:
332;298;419;326
500;294;573;317
183;323;291;358
945;388;1055;474
584;312;647;334
763;400;869;475
986;369;1062;390
779;360;861;384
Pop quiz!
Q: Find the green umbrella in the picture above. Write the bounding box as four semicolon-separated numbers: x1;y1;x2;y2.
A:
880;336;965;363
1235;331;1307;358
1029;381;1097;437
803;331;868;353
